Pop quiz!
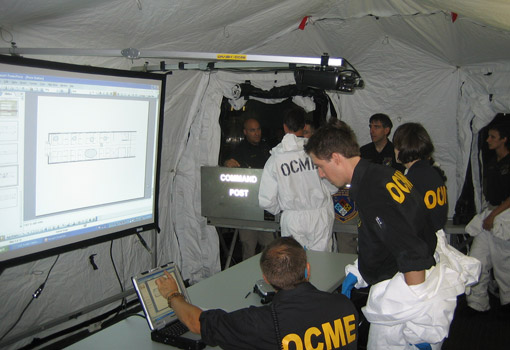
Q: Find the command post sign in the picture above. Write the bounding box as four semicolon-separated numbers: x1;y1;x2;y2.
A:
201;166;274;222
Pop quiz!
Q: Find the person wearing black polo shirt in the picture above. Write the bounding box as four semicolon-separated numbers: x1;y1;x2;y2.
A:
224;117;274;260
392;122;448;232
392;122;481;347
156;237;359;350
304;119;480;350
466;121;510;313
360;113;403;171
224;118;270;169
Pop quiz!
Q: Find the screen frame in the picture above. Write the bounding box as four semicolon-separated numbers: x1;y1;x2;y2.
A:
0;54;166;269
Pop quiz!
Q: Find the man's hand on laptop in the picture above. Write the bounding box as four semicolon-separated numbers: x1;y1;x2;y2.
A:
156;270;179;301
156;270;203;334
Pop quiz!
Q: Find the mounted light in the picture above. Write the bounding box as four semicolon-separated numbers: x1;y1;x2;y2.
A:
294;67;364;93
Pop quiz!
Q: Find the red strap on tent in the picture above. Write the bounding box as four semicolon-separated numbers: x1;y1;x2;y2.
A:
298;16;309;30
451;12;458;23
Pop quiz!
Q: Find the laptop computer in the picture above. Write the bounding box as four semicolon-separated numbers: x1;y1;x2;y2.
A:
132;262;206;350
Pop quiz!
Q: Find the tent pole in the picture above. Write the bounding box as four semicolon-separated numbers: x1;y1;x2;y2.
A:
0;47;344;67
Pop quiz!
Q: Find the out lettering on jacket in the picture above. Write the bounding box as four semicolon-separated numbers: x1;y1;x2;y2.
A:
281;314;357;350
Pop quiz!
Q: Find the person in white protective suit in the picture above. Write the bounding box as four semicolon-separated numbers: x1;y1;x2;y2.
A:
259;108;336;251
304;119;481;350
466;121;510;313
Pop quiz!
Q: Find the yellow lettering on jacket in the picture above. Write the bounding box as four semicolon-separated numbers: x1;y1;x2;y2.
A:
343;314;356;344
393;171;413;193
424;190;437;209
281;314;357;350
386;182;405;203
424;185;447;209
322;319;346;349
282;333;303;350
386;171;414;204
304;327;323;350
437;185;447;206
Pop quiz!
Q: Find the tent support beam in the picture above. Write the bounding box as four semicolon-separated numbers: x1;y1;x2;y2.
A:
0;47;344;70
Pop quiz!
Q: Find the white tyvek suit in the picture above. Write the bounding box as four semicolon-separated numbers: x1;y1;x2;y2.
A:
258;134;335;251
346;230;481;350
465;207;510;311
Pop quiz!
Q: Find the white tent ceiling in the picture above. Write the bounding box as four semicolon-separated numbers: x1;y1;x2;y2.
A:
1;1;510;349
1;0;510;66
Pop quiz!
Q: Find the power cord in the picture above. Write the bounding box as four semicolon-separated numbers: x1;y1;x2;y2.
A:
102;236;147;329
135;232;152;254
0;255;60;342
109;240;126;315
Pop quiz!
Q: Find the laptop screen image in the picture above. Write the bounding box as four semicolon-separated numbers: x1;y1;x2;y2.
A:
132;262;189;331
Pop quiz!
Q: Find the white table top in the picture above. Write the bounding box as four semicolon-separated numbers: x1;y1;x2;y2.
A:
67;251;357;349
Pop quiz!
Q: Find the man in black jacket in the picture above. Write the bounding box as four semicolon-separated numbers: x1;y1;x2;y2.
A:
224;117;274;260
304;118;440;349
156;237;359;350
360;113;402;171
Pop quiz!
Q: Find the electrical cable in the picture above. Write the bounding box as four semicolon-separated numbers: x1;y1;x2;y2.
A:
0;27;14;44
135;233;152;254
127;313;146;320
110;240;124;294
109;240;126;319
0;255;60;342
17;299;142;350
7;241;132;348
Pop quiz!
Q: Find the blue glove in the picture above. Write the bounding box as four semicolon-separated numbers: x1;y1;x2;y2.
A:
341;273;357;299
413;343;432;350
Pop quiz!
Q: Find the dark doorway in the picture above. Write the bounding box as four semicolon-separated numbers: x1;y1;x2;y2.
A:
218;97;310;166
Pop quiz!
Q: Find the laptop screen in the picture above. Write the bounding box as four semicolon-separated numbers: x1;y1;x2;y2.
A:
132;263;189;331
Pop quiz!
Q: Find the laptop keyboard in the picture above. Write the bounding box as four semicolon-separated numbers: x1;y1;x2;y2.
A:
159;320;189;337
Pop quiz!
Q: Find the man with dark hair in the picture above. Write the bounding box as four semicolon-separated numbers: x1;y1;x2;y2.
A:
303;118;315;138
259;108;336;251
156;236;359;350
466;121;510;313
304;118;479;349
224;117;274;259
392;122;448;232
360;113;401;169
259;235;308;290
305;118;435;286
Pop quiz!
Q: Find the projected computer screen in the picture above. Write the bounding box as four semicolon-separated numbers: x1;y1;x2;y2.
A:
0;55;165;267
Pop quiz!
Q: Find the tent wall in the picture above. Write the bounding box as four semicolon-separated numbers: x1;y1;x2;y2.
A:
2;1;510;349
171;70;299;283
0;232;155;349
258;14;463;216
336;37;461;215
